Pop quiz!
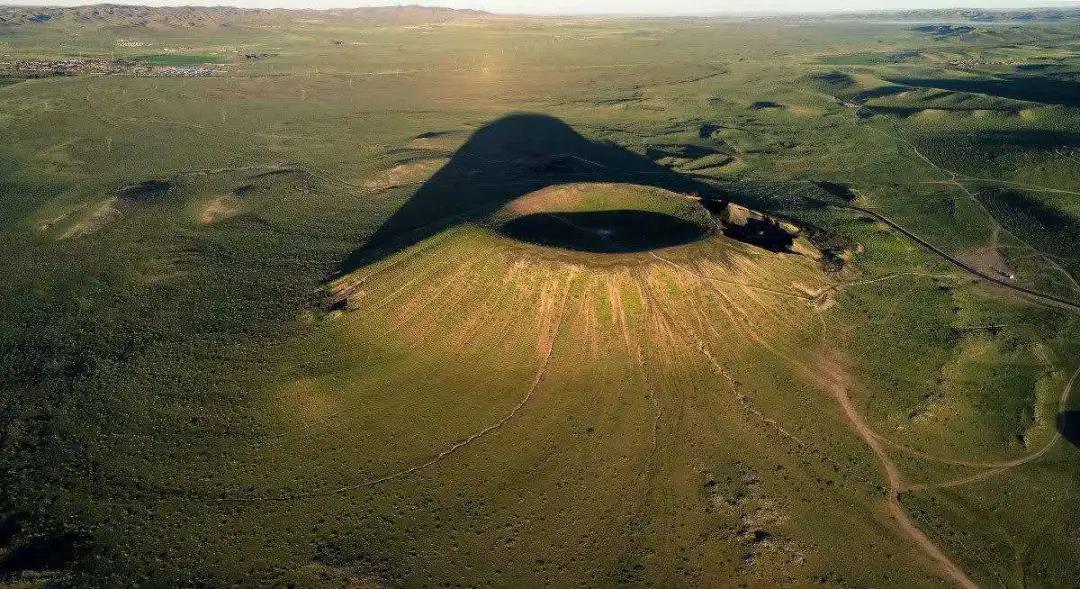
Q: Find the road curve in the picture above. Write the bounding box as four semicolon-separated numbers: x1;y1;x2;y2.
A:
832;202;1080;315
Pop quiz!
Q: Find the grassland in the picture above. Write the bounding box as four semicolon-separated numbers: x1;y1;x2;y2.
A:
0;6;1079;588
130;53;220;66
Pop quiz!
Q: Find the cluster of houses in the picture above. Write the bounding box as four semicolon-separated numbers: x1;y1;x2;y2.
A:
0;57;219;78
945;58;1026;68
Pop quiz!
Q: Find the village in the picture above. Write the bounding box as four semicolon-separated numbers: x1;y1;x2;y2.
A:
0;56;220;78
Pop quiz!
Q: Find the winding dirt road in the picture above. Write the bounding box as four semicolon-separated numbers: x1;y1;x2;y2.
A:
893;366;1080;492
817;355;1079;589
817;357;981;589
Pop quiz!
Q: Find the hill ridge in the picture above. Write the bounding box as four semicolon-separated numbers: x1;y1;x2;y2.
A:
0;4;492;28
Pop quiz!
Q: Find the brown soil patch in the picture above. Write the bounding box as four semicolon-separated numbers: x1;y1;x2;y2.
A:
362;158;447;191
200;195;243;224
61;198;124;239
959;242;1013;282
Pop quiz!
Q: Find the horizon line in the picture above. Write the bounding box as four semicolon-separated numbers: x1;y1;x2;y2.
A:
4;1;1080;17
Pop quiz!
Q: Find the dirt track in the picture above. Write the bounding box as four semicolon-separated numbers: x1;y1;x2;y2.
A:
649;253;986;588
816;356;980;589
819;355;1080;588
889;123;1080;301
895;365;1080;491
213;273;575;503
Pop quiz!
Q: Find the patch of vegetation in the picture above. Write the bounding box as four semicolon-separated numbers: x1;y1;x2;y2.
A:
117;179;171;202
811;181;857;201
977;188;1080;277
805;71;856;92
818;50;920;65
131;53;219;66
911;24;977;37
851;85;908;102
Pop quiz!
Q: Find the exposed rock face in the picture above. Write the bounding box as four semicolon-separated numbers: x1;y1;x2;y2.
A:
717;203;801;253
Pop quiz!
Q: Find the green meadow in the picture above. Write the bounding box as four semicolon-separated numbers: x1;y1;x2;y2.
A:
0;6;1079;587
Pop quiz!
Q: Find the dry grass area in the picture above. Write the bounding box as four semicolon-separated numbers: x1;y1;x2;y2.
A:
361;158;448;191
60;197;125;239
199;194;243;224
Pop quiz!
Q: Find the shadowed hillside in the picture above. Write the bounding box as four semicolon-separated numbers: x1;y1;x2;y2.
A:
888;75;1080;108
1062;410;1080;448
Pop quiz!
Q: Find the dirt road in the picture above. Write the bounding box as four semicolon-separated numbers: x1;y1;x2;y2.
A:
817;356;981;589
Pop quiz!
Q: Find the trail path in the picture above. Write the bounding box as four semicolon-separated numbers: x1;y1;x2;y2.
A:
817;357;1078;587
816;358;981;589
214;274;574;502
787;124;1080;587
892;366;1079;491
656;235;1073;586
811;271;957;303
643;252;975;585
332;275;573;493
670;283;980;587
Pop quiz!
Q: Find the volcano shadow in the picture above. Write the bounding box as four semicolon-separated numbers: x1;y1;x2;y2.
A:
337;113;729;273
1060;410;1080;448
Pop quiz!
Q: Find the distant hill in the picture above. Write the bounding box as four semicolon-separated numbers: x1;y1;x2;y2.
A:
3;4;1079;28
761;6;1080;23
0;4;491;28
882;7;1080;22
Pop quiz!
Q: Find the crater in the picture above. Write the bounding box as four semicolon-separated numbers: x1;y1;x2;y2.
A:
501;210;709;253
493;183;714;254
